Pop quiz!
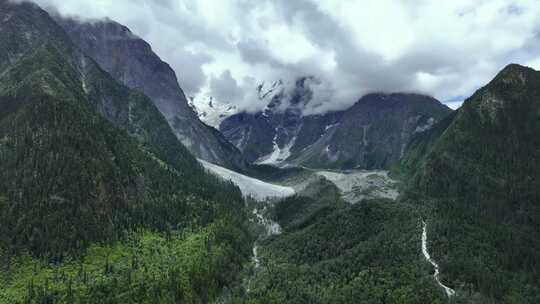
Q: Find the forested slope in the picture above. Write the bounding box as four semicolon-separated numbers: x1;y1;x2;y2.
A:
398;64;540;303
229;181;447;304
0;1;252;302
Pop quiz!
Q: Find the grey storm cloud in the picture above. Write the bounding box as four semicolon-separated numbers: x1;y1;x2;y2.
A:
169;49;213;97
237;39;277;66
209;70;245;104
27;0;540;114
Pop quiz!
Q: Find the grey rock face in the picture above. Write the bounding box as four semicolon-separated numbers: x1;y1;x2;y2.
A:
220;111;276;163
0;0;72;74
221;88;451;169
292;93;452;169
57;17;246;170
220;77;344;164
0;0;202;176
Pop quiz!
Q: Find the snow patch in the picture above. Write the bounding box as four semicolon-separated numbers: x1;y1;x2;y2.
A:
199;159;295;200
258;80;284;103
362;125;369;146
189;97;237;128
256;133;296;165
325;123;339;131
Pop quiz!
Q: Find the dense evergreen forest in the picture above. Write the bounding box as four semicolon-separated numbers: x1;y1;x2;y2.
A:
224;180;449;304
0;1;253;303
1;1;540;304
397;64;540;303
227;64;540;303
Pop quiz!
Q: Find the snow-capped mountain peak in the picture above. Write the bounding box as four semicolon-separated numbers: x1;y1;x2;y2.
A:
189;96;238;129
190;79;286;128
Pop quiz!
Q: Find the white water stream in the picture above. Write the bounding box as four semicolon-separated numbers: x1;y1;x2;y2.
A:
246;207;282;293
250;207;282;282
251;208;281;270
421;220;456;297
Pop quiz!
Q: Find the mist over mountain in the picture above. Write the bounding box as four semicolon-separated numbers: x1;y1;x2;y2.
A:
219;79;452;169
1;1;540;303
24;0;540;115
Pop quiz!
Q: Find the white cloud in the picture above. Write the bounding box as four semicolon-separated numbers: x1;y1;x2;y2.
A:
30;0;540;113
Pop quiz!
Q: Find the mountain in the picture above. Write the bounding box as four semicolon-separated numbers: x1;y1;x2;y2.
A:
220;77;345;164
55;17;247;170
0;1;250;302
0;0;244;257
289;93;452;169
221;80;452;169
188;96;238;129
398;64;540;301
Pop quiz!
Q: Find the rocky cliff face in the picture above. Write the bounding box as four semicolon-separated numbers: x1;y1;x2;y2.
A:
56;17;247;170
291;93;452;169
220;77;345;164
221;82;451;169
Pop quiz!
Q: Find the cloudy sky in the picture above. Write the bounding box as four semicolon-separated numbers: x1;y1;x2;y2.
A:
30;0;540;113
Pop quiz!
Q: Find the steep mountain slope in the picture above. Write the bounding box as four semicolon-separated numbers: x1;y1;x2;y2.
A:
0;2;251;302
220;77;345;163
221;83;451;169
290;93;452;169
189;97;238;129
56;17;247;170
399;64;540;302
0;0;244;256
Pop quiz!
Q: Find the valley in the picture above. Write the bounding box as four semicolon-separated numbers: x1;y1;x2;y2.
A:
204;161;456;303
0;1;539;303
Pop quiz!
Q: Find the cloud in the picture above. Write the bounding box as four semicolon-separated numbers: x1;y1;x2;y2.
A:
169;49;213;96
28;0;540;114
209;70;245;104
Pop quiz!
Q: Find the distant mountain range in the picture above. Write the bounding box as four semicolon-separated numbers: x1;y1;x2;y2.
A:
56;16;454;173
1;0;539;302
216;76;452;169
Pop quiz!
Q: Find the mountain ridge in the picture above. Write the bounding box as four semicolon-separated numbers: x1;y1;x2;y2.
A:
55;15;248;170
220;87;452;169
397;63;540;301
0;0;245;259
